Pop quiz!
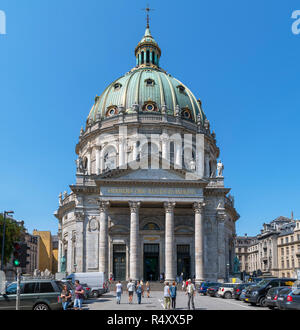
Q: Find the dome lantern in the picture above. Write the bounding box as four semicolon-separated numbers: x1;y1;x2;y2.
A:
135;24;161;68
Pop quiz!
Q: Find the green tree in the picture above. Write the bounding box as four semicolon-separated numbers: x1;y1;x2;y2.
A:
0;214;23;265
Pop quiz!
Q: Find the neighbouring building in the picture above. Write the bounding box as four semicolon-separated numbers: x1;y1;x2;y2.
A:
236;216;300;278
33;230;58;274
54;20;239;282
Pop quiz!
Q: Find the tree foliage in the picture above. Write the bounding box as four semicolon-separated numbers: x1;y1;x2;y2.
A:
0;214;23;265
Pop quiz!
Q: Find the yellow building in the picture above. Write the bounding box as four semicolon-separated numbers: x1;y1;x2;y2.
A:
33;230;58;274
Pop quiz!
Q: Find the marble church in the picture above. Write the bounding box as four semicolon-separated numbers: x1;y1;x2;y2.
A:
54;20;239;283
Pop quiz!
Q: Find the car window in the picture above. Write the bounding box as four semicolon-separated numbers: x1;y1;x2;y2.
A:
6;283;24;295
23;282;37;294
280;280;295;287
39;282;55;293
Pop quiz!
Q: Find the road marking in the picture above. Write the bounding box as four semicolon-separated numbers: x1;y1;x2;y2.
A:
217;299;258;310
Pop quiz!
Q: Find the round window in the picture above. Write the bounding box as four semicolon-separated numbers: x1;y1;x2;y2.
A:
146;104;154;111
183;110;190;118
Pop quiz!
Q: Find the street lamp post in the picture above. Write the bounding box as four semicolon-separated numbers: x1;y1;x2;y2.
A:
1;211;14;271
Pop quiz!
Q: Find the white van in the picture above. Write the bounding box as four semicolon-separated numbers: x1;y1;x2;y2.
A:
66;272;106;297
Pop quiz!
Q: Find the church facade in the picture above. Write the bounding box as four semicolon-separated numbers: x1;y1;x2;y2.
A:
54;23;239;283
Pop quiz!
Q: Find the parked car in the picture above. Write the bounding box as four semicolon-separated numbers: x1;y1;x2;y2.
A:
65;272;106;297
240;283;260;301
244;278;296;307
217;283;238;299
233;283;251;300
198;282;221;295
265;286;292;310
207;284;223;297
0;279;63;310
276;287;300;310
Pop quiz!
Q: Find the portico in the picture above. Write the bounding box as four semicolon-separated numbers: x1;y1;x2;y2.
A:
96;171;206;282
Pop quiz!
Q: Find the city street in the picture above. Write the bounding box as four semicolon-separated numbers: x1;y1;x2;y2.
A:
83;291;269;311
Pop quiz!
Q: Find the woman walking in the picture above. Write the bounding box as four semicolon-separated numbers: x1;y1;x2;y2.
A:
170;281;177;309
163;282;171;310
136;281;143;305
60;284;72;310
145;281;150;298
140;280;144;298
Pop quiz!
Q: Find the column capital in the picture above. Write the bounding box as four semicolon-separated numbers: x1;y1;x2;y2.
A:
164;202;176;213
193;202;205;214
98;200;110;212
129;201;141;213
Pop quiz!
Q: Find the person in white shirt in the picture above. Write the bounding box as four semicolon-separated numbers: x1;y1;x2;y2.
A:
115;280;123;304
163;282;171;309
127;279;135;304
185;279;196;310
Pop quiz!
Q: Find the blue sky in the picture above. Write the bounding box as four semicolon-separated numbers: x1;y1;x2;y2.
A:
0;0;299;236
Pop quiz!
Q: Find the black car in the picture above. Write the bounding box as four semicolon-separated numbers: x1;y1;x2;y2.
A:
207;283;223;297
265;286;292;310
233;283;251;300
244;278;296;307
276;287;300;310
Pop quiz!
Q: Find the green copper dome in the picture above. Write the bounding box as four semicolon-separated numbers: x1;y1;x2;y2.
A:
87;27;206;125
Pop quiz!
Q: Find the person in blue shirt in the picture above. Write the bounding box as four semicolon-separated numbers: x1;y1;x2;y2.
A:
136;280;143;304
170;281;177;309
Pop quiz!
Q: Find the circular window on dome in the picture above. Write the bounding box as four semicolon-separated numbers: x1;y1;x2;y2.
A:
106;106;118;117
143;102;157;112
182;108;192;120
113;83;122;91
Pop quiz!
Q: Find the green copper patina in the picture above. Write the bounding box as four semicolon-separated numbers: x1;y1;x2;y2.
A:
87;26;206;125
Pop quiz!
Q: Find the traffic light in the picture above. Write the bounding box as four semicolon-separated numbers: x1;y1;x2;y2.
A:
12;242;21;267
19;243;30;268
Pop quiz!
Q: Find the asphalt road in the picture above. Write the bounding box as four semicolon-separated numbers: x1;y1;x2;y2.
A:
83;291;269;310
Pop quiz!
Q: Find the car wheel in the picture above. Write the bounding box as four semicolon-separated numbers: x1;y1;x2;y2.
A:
224;292;232;299
33;303;50;310
259;297;267;307
92;290;99;298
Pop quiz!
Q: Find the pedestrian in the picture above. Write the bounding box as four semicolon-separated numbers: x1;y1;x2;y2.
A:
74;280;85;310
60;284;72;310
163;281;171;310
136;281;143;304
146;281;150;298
186;279;196;310
140;280;144;298
127;279;135;304
170;281;177;309
115;280;123;304
181;281;186;292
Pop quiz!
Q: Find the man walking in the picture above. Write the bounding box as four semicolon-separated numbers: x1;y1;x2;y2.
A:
186;279;196;310
127;279;135;304
74;280;85;310
115;280;123;304
136;281;143;304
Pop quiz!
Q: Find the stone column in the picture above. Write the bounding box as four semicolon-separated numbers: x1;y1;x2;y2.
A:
205;154;210;177
193;202;206;283
99;201;110;280
217;209;226;281
161;133;169;168
164;202;176;281
129;201;141;280
75;212;85;272
95;146;101;175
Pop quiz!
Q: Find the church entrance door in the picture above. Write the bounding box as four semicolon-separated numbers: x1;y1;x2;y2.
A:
177;245;191;280
144;244;159;281
113;244;126;281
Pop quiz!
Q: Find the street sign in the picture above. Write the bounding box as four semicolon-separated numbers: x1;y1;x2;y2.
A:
0;270;6;294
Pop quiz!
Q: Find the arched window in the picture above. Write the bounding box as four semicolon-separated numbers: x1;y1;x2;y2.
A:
146;50;150;63
141;51;144;64
143;223;160;230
